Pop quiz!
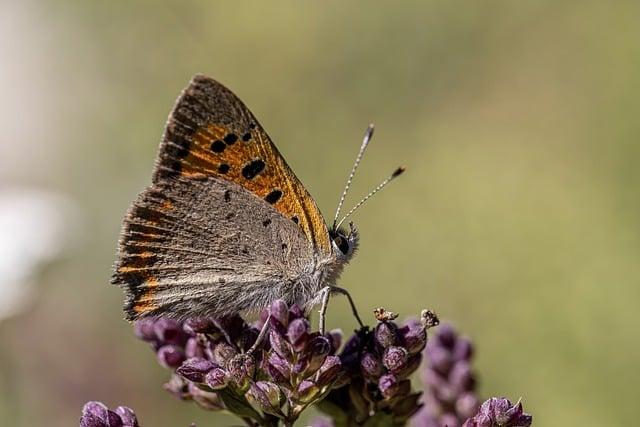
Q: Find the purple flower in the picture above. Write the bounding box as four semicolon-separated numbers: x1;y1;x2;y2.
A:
413;323;480;427
131;300;346;425
462;398;532;427
246;381;284;417
80;401;138;427
318;308;439;425
126;302;532;427
176;358;216;383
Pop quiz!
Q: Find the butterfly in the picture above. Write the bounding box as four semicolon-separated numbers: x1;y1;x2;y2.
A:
112;75;402;334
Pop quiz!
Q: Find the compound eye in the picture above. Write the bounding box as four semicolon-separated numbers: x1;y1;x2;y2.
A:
334;235;350;255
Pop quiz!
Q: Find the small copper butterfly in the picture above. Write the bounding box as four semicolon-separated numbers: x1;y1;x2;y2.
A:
112;75;403;333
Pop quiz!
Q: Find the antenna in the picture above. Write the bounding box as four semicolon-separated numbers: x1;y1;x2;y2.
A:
334;166;405;231
332;124;375;230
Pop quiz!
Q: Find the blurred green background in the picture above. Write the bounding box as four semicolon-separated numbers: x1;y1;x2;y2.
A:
1;1;639;426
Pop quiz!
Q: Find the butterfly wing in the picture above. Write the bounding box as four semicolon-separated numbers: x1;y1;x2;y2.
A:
113;75;332;320
155;74;331;252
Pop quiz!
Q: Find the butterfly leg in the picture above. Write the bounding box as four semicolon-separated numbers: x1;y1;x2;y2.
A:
318;286;331;335
247;314;271;355
318;286;365;335
330;286;364;330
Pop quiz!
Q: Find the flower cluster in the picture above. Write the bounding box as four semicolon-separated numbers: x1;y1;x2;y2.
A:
79;401;139;427
316;308;440;426
412;323;480;426
133;301;346;425
463;398;532;427
81;303;533;426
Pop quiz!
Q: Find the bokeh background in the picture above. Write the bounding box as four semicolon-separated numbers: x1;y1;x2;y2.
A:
1;1;639;426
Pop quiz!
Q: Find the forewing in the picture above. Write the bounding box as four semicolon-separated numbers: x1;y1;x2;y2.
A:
155;74;331;253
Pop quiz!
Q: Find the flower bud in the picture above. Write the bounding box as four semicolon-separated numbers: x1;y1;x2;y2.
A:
80;402;128;427
435;323;456;349
153;318;187;346
269;299;290;328
457;392;480;420
450;362;475;392
383;346;409;374
401;322;427;354
133;319;157;343
246;381;283;416
378;373;399;399
316;355;342;387
305;336;331;374
360;352;383;379
204;367;228;390
79;413;103;427
104;410;123;427
80;401;110;427
269;330;293;360
211;342;238;366
114;406;139;427
297;380;320;403
289;304;304;319
157;345;186;369
176;358;216;383
463;397;533;427
428;345;453;374
374;321;399;348
266;353;291;384
394;353;422;379
82;401;108;419
486;398;532;426
287;318;310;351
227;354;255;389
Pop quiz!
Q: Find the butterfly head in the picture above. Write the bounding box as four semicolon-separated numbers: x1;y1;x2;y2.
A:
330;222;359;260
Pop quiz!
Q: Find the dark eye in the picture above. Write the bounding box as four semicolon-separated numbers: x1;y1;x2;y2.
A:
334;235;350;255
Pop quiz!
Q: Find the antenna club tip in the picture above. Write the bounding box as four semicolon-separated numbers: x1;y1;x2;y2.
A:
364;124;375;139
392;166;406;178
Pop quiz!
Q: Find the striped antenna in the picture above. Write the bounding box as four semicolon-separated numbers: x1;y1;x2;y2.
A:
332;124;375;230
334;166;405;231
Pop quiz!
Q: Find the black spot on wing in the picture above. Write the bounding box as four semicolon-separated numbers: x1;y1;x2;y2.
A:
264;189;282;204
224;134;238;145
242;159;265;180
224;190;231;202
211;140;226;153
218;163;230;174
